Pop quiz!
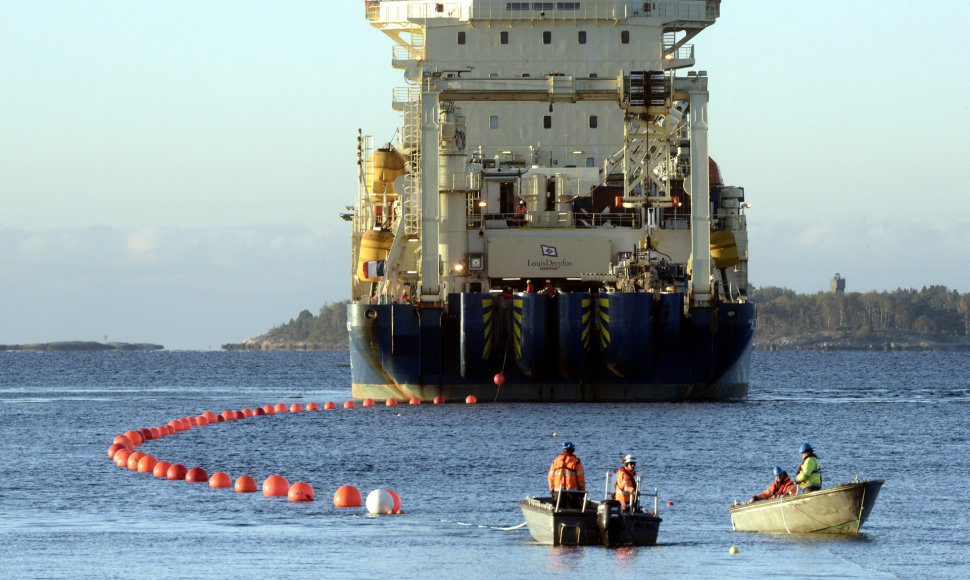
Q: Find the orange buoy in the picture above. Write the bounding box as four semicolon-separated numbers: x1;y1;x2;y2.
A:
362;398;375;407
243;408;255;418
108;443;127;458
186;467;208;482
263;475;290;496
290;403;303;413
113;449;132;467
138;428;153;441
149;427;162;439
209;472;231;488
262;404;276;415
409;397;420;405
433;395;444;404
179;418;192;430
387;489;402;513
167;464;187;480
137;455;158;473
667;501;674;506
274;403;288;413
187;416;199;427
333;485;362;508
195;415;209;426
221;410;234;421
324;401;336;410
344;401;356;409
203;411;217;422
493;373;506;386
127;451;147;470
386;398;398;407
170;419;184;432
213;416;225;423
113;435;134;451
254;407;266;416
124;430;143;446
233;410;245;420
465;395;477;404
153;461;173;478
234;475;258;493
288;482;315;502
306;402;319;411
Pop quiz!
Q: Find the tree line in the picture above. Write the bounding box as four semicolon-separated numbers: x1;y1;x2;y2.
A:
752;285;970;341
245;286;970;350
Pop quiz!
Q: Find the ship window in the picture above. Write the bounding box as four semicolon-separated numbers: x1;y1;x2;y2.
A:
543;115;552;129
589;115;598;128
543;31;551;44
589;73;598;78
506;2;529;9
533;2;553;9
557;2;580;9
458;31;466;45
578;30;586;44
501;31;508;45
621;30;629;44
490;115;499;129
586;157;595;167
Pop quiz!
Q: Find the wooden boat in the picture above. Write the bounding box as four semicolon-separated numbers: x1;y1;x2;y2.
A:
518;494;662;547
728;478;883;534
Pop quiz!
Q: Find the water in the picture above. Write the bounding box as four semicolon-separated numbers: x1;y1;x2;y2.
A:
1;351;968;579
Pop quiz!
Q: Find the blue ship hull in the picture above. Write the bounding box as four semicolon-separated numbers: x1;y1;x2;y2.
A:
349;292;755;402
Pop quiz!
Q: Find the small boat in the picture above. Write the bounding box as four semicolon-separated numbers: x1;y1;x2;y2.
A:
518;473;662;546
728;478;884;534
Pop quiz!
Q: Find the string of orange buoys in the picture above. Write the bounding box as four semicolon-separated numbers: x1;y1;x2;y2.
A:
104;394;481;513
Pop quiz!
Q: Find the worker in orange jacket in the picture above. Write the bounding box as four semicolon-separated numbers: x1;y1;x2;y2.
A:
549;441;585;508
745;466;797;503
614;454;638;510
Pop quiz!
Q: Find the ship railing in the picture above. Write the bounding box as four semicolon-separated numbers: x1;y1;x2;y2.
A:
469;210;638;229
365;1;717;24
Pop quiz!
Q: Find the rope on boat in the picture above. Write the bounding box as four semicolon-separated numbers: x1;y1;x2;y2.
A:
779;494;791;534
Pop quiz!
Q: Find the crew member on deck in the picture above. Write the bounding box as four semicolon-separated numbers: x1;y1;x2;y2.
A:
525;279;535;293
794;443;822;493
745;466;796;503
514;199;527;225
543;279;556;298
615;455;638;511
549;441;585;508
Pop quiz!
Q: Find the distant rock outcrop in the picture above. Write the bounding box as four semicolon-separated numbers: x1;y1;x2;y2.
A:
221;339;331;351
0;341;164;351
755;331;970;351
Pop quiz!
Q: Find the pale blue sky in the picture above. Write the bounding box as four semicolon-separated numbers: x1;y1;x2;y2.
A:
2;1;968;349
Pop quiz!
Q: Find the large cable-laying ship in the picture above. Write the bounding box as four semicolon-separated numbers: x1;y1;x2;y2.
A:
346;0;755;401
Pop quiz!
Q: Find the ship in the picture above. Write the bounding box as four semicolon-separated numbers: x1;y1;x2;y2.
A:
346;0;755;402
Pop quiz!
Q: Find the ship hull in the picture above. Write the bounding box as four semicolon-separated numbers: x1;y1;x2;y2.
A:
348;294;754;402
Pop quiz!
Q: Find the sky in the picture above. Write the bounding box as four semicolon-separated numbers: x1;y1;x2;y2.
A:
2;1;969;350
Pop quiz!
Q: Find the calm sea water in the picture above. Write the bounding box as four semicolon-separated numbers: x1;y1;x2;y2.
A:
1;351;968;579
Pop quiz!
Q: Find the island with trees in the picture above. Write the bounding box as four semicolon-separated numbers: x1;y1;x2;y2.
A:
223;286;970;352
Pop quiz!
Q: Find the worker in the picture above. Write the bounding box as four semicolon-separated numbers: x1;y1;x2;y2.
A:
525;279;535;293
614;454;638;511
548;441;585;509
794;443;822;493
745;466;796;503
500;287;513;300
543;279;556;298
514;199;527;225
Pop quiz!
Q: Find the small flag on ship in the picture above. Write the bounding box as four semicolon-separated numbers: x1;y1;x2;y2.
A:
363;260;385;278
540;244;558;257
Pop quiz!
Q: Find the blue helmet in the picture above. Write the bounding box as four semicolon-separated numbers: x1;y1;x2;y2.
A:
773;466;785;476
799;443;813;453
563;441;575;451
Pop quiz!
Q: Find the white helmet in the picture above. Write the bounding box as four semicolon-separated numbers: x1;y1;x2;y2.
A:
623;454;636;465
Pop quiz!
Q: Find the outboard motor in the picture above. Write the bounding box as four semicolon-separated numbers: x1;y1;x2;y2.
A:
596;499;624;547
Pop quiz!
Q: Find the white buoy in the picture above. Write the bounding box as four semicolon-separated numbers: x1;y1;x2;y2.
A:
366;489;395;515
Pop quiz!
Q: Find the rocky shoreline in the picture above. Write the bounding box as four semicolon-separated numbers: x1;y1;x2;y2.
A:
755;331;970;352
0;341;164;352
221;339;336;352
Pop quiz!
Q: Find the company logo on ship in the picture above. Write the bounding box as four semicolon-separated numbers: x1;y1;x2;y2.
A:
528;244;572;270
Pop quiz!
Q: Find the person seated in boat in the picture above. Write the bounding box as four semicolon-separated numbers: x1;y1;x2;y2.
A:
513;199;527;225
548;441;585;509
614;455;638;511
794;443;822;493
745;466;796;504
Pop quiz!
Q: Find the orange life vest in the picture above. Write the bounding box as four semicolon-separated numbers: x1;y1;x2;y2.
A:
752;474;797;501
548;452;585;492
614;466;637;507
